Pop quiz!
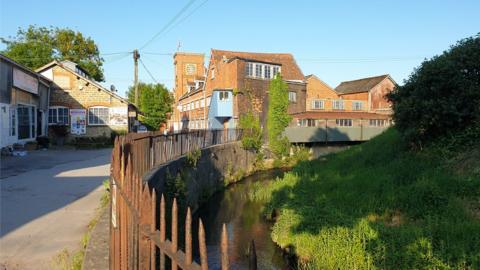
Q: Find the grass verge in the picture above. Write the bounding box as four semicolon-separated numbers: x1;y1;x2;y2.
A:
251;128;480;269
51;179;110;270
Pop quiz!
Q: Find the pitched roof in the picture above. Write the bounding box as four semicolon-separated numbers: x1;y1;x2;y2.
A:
335;74;393;95
36;60;135;107
210;49;305;81
306;74;334;90
0;54;52;84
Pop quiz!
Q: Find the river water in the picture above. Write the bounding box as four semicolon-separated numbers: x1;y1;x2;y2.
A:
194;170;291;270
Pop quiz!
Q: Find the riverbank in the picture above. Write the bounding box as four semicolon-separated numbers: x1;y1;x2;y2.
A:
251;128;480;269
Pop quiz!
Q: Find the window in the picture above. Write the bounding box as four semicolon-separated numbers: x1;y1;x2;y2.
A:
264;65;271;79
183;105;187;112
185;64;196;75
17;105;35;140
312;100;324;110
369;119;386;127
336;119;352;126
211;69;215;79
88;107;109;125
219;91;230;101
200;99;205;107
246;62;253;77
195;101;199;109
288;91;297;102
255;64;262;78
48;106;69;125
352;101;363;111
273;66;280;77
298;119;319;127
333;100;344;110
206;97;211;106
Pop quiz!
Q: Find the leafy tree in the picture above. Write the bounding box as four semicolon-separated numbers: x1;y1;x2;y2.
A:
267;74;292;158
387;34;480;147
1;25;105;81
128;82;173;130
239;111;263;152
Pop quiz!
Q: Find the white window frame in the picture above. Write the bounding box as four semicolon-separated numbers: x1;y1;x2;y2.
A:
312;99;324;110
17;104;36;141
246;62;253;77
255;64;262;78
264;65;271;79
336;119;352;127
333;99;345;110
48;106;70;125
288;91;297;102
200;99;205;107
219;91;230;101
10;107;16;136
88;106;109;126
352;101;363;111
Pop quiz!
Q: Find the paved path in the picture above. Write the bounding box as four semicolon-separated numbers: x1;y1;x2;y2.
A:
0;149;111;270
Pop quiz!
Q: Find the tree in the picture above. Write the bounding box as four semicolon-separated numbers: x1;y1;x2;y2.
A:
127;82;173;130
387;34;480;147
267;74;292;158
1;25;105;81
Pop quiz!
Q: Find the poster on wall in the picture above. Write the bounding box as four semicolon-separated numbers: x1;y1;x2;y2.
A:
109;107;128;125
70;109;86;135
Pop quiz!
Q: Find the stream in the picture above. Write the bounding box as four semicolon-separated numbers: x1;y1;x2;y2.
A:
194;169;291;270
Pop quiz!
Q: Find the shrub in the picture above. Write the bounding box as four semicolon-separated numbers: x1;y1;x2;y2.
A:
185;148;201;167
388;34;480;147
50;124;69;137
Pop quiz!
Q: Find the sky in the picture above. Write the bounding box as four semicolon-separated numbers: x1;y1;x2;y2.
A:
1;0;479;97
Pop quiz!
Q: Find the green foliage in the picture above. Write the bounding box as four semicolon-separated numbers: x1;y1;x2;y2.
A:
251;128;480;269
267;74;292;158
239;112;263;151
1;25;105;81
388;34;480;147
165;169;187;204
127;82;173;130
185;148;201;167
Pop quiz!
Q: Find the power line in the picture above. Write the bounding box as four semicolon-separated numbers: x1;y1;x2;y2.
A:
139;58;159;83
162;0;209;36
139;0;198;50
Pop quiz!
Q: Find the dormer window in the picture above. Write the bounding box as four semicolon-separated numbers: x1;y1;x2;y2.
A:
246;62;280;80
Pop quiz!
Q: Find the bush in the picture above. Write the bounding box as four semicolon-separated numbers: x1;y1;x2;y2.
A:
388;34;480;147
50;125;69;137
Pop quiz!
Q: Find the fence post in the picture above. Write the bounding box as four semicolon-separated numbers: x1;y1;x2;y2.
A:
171;198;178;270
199;219;208;270
221;223;229;270
249;240;257;270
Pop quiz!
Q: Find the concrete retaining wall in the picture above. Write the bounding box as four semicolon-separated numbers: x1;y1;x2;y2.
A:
285;126;388;143
144;142;257;211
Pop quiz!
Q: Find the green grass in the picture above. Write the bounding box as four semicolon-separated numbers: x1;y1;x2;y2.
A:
251;128;480;269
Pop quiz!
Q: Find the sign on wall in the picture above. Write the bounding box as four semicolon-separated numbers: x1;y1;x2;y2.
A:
13;68;38;95
70;109;86;135
109;107;128;125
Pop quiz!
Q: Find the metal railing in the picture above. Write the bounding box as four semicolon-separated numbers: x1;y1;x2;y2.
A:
110;129;242;270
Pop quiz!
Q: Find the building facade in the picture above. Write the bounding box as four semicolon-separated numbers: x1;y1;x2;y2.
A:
294;74;396;128
168;49;307;132
0;54;51;148
37;60;137;140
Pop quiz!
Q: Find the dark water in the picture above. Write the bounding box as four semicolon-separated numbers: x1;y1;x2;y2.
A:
194;170;291;270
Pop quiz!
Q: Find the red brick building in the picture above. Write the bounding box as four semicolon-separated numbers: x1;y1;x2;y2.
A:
168;49;307;131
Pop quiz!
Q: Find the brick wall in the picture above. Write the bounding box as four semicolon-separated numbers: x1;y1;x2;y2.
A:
48;65;130;139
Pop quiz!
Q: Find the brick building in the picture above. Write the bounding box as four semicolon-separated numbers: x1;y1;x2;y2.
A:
294;74;396;128
0;54;51;148
168;49;307;131
36;60;137;140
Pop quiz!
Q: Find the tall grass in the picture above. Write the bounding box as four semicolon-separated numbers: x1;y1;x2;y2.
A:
251;128;480;269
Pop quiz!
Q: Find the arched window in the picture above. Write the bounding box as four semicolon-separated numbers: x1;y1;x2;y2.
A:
88;106;109;125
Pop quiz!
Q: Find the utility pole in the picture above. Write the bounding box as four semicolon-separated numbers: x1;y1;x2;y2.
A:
133;49;140;106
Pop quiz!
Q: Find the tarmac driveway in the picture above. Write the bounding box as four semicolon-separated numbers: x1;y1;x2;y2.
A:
0;148;112;270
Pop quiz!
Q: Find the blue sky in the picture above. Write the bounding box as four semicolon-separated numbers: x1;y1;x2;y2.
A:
1;0;479;97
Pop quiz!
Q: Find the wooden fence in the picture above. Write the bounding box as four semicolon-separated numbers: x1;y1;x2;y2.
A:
110;129;242;270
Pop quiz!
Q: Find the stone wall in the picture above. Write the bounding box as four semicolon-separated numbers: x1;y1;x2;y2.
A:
144;142;257;212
